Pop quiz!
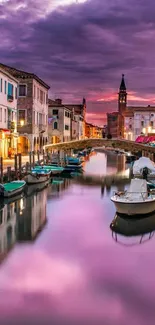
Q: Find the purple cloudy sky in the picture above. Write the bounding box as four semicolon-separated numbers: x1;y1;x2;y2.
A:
1;0;155;125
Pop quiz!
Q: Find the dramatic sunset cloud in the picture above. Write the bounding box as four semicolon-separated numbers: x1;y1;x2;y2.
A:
1;0;155;124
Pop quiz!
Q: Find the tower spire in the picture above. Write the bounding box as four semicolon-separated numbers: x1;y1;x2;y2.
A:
120;74;126;91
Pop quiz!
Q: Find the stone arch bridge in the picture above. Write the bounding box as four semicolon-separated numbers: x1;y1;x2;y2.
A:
44;138;155;156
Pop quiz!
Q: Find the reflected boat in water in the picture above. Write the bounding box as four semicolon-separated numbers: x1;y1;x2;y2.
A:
110;213;155;245
47;178;71;198
25;180;49;197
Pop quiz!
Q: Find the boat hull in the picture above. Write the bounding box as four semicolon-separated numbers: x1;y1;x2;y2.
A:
25;173;50;184
2;181;26;198
111;198;155;216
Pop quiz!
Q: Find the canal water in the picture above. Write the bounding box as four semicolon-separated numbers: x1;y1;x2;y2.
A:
0;151;154;325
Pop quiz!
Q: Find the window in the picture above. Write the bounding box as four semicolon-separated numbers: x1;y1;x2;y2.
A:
4;109;6;123
65;111;68;117
46;94;48;104
33;111;35;124
150;121;154;127
15;87;17;99
37;88;39;100
34;85;36;98
40;90;43;103
0;79;2;92
141;121;144;127
4;81;7;94
0;108;2;122
151;114;154;117
65;125;69;130
53;109;58;115
129;124;132;129
19;84;26;97
54;121;58;129
8;83;13;96
18;110;26;125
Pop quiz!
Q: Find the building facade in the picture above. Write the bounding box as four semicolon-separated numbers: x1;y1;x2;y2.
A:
65;98;86;139
107;74;155;140
0;66;18;158
48;99;71;143
0;63;50;154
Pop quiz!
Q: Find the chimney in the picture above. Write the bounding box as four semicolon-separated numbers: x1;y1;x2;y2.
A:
55;98;62;105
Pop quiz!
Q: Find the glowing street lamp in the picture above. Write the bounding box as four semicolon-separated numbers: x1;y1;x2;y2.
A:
20;120;24;126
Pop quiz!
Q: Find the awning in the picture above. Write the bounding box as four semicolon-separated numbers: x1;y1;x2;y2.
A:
0;128;10;132
136;135;155;143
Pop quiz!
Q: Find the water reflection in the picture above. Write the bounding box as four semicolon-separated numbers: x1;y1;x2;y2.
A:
48;178;72;198
17;188;47;241
110;213;155;246
0;186;48;263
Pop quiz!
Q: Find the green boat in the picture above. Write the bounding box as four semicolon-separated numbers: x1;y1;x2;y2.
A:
0;180;26;198
34;165;64;175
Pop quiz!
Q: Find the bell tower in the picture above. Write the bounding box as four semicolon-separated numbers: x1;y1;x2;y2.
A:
118;74;127;114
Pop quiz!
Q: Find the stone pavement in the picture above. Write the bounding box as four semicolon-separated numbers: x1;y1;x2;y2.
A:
2;155;43;173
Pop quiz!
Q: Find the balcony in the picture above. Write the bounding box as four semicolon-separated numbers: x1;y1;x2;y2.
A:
39;124;46;133
7;95;14;102
8;121;15;132
17;123;33;134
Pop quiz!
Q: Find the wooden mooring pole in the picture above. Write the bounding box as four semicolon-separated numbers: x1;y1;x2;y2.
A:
14;154;18;179
7;166;11;182
32;151;35;168
29;152;32;170
0;157;3;183
18;153;22;176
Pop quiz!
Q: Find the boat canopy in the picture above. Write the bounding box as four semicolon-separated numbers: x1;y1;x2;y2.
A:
133;157;155;175
127;179;148;200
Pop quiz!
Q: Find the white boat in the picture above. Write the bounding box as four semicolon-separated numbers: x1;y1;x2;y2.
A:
133;157;155;177
25;169;51;184
111;179;155;216
0;181;26;198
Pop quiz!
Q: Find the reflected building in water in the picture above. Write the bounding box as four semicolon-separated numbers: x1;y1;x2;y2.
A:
17;189;47;241
0;201;17;262
0;187;48;263
48;178;72;198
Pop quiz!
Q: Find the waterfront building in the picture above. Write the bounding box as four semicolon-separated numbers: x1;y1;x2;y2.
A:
48;98;86;143
48;98;71;143
64;98;86;139
0;66;18;158
0;63;50;154
85;122;102;138
107;74;155;140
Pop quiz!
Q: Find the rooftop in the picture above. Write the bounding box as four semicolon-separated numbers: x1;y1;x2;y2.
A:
0;63;50;90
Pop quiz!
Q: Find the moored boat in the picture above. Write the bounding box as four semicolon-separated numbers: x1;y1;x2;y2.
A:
25;169;51;184
0;180;26;198
34;165;64;175
111;179;155;216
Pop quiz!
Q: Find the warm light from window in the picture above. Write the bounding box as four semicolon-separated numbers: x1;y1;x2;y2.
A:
148;126;152;133
20;120;24;126
142;127;146;134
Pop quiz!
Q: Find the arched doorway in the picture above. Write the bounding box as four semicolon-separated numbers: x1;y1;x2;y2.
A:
17;136;30;154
